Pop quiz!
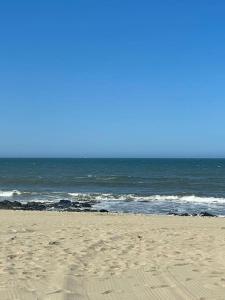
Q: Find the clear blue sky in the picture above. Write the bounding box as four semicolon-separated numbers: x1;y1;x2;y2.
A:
0;0;225;157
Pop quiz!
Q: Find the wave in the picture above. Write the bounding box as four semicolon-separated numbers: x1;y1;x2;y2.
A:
1;189;225;205
135;195;225;204
68;193;225;204
0;190;22;197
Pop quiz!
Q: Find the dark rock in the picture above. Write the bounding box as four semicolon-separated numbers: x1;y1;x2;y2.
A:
53;200;72;209
0;199;104;214
167;211;179;216
0;200;14;208
0;200;22;209
57;200;72;207
12;201;22;207
167;211;190;216
199;211;216;217
23;202;46;211
99;209;109;213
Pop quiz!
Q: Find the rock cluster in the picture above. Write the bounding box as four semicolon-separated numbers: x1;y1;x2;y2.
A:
167;211;216;217
0;199;109;213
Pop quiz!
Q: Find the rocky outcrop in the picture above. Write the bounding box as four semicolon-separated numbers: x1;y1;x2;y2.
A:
0;199;109;213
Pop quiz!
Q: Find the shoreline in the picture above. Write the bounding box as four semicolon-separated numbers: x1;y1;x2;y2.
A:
0;210;225;299
0;199;217;217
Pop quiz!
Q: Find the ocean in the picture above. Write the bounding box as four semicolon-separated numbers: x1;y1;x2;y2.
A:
0;158;225;215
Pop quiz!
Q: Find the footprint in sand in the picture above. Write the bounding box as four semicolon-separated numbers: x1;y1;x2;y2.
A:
102;289;113;294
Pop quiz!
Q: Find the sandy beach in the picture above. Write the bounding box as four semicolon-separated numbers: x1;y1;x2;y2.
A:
0;211;225;299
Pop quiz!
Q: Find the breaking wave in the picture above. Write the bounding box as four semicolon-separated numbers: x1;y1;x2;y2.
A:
1;190;225;205
0;190;22;197
68;193;225;204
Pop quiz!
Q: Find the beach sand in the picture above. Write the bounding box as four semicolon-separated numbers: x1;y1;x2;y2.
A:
0;211;225;299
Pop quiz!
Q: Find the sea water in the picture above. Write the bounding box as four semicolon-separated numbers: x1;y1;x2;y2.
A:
0;158;225;215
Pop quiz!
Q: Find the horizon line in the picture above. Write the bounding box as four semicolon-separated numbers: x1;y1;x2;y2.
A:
0;157;225;159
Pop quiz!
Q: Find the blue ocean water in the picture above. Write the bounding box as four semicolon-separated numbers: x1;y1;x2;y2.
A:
0;158;225;215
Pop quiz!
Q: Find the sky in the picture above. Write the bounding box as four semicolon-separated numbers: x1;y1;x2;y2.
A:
0;0;225;158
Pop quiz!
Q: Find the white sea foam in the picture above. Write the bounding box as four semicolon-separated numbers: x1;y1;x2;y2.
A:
2;190;223;205
68;192;225;204
0;190;21;197
135;195;225;204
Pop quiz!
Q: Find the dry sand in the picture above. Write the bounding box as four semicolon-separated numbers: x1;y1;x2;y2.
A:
0;210;225;299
